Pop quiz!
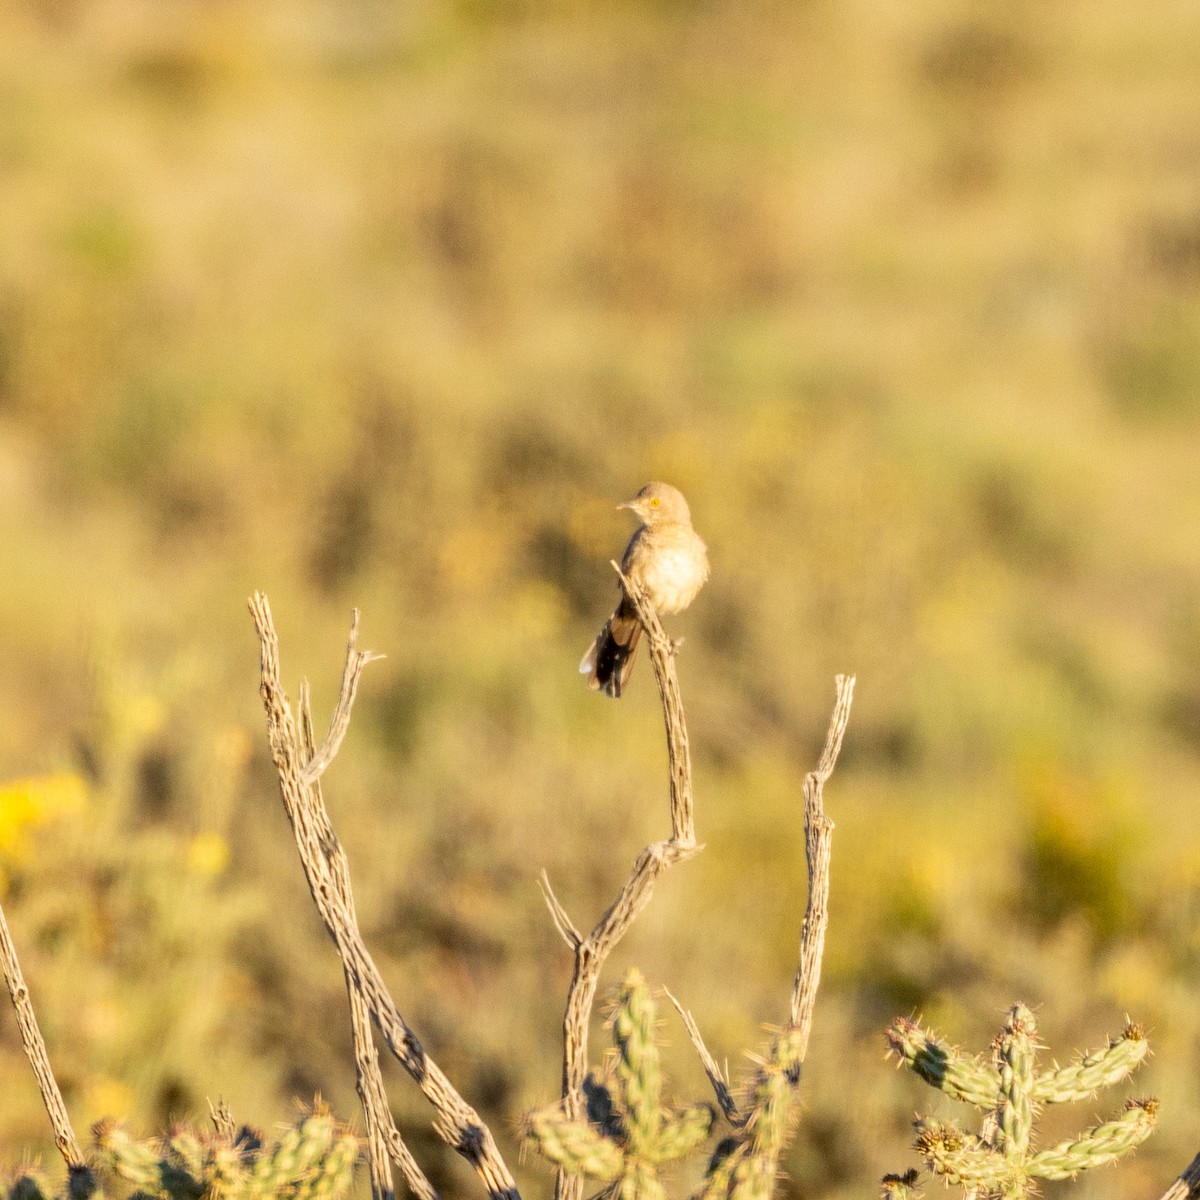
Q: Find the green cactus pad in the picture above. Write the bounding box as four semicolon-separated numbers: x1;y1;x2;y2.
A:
71;1105;360;1200
611;968;664;1155
885;1018;999;1108
1032;1024;1149;1105
527;970;718;1197
1027;1098;1158;1180
995;1005;1035;1158
524;1102;625;1181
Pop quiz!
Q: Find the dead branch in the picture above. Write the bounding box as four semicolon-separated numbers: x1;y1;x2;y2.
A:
616;562;695;845
665;988;740;1126
667;674;854;1125
1159;1152;1200;1200
790;673;855;1048
545;571;702;1200
298;681;424;1200
539;872;582;950
0;896;86;1170
250;593;515;1200
300;613;385;787
209;1097;237;1139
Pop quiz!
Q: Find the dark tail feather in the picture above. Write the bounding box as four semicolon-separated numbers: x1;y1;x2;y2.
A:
580;597;642;698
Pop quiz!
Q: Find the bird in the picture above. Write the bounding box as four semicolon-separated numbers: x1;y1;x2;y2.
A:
580;482;709;698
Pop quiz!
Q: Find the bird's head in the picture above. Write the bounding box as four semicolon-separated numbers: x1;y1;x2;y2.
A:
618;481;692;525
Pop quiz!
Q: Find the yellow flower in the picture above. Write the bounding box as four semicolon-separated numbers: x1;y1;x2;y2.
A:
187;830;231;877
0;772;87;863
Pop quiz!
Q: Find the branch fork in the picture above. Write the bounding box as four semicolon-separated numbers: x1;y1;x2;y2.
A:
250;592;514;1200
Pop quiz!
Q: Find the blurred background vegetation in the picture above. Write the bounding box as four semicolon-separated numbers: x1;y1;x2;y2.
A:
1;0;1199;1195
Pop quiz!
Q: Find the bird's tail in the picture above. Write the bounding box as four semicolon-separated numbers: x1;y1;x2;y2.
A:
579;596;642;698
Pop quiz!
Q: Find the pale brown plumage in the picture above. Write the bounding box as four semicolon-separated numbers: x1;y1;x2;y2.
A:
580;482;709;698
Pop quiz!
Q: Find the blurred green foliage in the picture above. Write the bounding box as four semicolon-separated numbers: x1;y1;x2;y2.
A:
1;0;1200;1197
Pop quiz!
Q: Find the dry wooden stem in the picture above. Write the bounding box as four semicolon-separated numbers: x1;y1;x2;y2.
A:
1159;1152;1200;1200
669;674;854;1124
539;872;581;950
665;988;740;1125
546;570;702;1200
0;897;86;1169
299;682;417;1200
616;562;696;846
250;593;516;1200
790;673;855;1048
209;1098;237;1139
300;625;385;787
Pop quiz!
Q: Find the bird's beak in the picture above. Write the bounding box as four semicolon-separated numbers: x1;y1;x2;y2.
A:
617;500;638;513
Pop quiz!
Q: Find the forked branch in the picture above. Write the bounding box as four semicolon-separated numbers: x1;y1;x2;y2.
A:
298;681;418;1200
546;570;703;1200
249;592;517;1200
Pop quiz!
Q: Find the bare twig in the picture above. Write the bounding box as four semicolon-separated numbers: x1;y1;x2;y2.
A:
0;898;85;1169
539;871;582;950
300;610;385;787
1158;1152;1200;1200
209;1098;237;1139
250;593;515;1200
549;571;703;1200
615;563;695;845
664;988;741;1126
790;673;855;1047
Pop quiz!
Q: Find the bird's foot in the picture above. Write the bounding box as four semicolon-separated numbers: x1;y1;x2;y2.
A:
668;636;686;656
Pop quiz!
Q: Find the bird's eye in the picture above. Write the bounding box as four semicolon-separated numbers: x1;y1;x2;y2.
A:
649;497;660;507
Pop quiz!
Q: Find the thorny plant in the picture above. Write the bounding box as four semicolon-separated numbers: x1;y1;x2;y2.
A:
523;969;716;1200
1;1104;358;1200
0;581;855;1200
883;1005;1157;1199
3;583;1197;1199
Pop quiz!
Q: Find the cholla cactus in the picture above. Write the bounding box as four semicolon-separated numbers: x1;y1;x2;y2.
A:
880;1168;921;1200
91;1101;358;1200
885;1004;1156;1198
527;969;819;1200
525;969;716;1200
3;1172;55;1200
697;1024;806;1200
4;1170;100;1200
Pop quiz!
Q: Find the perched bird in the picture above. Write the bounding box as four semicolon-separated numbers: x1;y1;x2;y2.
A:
580;482;709;697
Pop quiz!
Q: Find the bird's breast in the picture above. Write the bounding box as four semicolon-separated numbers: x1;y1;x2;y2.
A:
641;536;709;614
